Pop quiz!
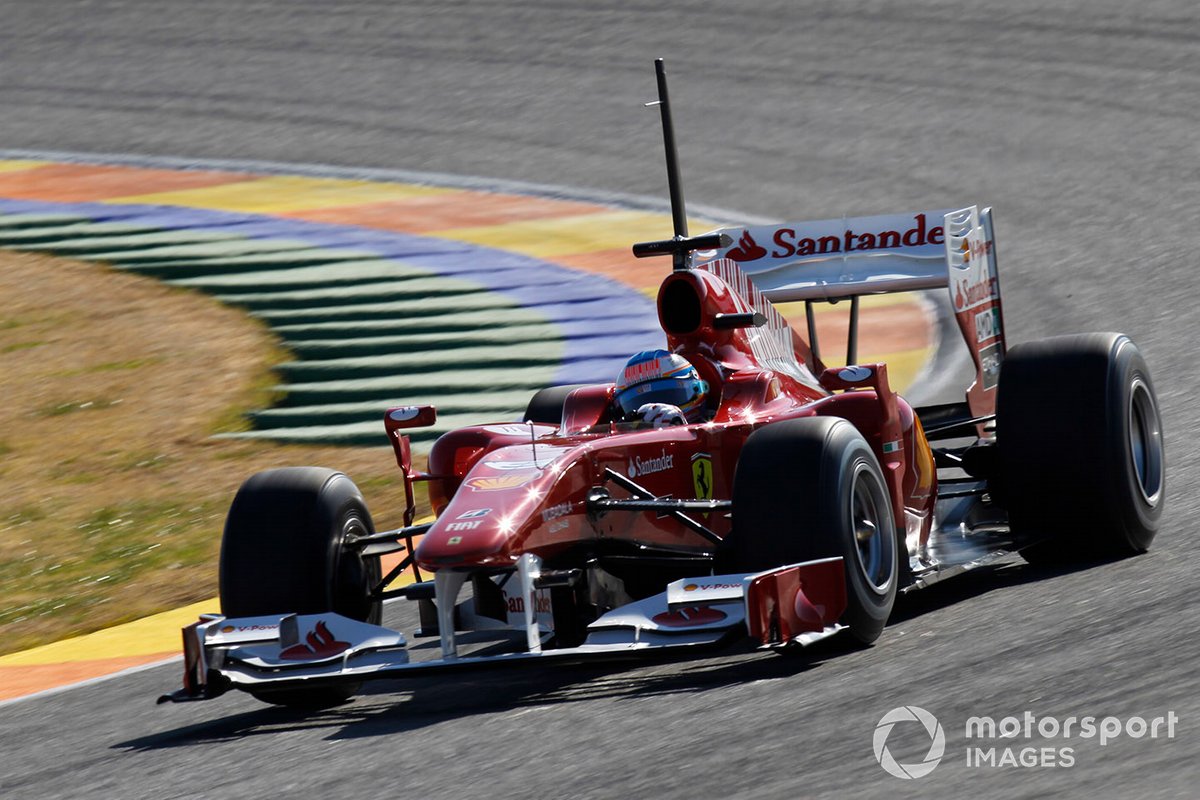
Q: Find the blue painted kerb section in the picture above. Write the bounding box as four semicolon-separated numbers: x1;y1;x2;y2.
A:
0;198;666;386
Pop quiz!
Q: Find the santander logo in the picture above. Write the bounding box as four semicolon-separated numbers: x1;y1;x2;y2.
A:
726;230;767;262
627;448;674;479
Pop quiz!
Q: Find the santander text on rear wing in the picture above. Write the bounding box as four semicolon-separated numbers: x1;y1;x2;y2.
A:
694;210;953;301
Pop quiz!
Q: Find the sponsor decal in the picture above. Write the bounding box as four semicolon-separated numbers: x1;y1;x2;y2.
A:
547;519;569;534
651;605;729;628
541;502;571;522
219;623;277;634
218;623;278;633
954;274;1000;311
457;508;492;519
975;306;1002;344
622;357;666;385
959;233;994;265
726;230;768;262
279;620;351;660
466;473;538;491
838;365;874;382
691;453;713;501
446;520;482;532
627;448;674;479
767;214;945;260
505;593;552;615
501;586;555;627
447;536;463;545
684;582;741;592
980;343;1003;391
387;406;421;422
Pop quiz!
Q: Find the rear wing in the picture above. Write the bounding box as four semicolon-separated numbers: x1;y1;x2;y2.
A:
693;207;1006;420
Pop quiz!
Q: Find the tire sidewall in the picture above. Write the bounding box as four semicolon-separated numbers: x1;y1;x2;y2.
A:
1106;340;1164;550
819;430;897;639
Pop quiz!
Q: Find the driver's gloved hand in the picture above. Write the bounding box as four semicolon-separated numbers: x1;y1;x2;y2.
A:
636;403;687;429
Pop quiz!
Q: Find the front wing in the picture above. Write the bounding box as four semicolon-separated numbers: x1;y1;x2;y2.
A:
159;557;848;703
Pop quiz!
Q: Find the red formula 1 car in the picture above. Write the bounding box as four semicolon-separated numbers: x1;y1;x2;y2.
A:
161;61;1165;709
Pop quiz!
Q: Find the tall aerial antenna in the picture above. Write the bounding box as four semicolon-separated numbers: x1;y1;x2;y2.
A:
632;58;730;270
651;58;689;254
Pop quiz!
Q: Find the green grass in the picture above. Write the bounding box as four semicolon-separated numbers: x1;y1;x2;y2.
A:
0;498;226;633
51;357;163;378
1;340;46;354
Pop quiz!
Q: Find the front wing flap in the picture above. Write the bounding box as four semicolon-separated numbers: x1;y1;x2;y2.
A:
159;558;847;703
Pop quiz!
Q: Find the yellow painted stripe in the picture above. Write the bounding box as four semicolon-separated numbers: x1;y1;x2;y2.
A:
430;210;721;259
0;159;48;173
0;598;216;666
0;521;430;668
104;176;453;213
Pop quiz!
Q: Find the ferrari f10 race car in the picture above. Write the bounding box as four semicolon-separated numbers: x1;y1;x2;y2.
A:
160;61;1165;709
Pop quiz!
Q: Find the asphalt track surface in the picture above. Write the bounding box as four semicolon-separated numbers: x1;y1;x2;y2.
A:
1;1;1197;798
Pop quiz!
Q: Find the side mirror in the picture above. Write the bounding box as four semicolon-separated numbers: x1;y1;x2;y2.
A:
384;404;437;430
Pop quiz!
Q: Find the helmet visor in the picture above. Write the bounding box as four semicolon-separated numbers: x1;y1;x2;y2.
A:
615;377;706;418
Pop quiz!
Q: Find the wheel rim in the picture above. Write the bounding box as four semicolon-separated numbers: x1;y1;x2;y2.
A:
1128;378;1164;505
850;461;895;594
336;512;377;621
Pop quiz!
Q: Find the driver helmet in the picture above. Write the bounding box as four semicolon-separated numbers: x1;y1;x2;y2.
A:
614;349;708;422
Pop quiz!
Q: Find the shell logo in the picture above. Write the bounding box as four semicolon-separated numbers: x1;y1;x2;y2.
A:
466;473;536;491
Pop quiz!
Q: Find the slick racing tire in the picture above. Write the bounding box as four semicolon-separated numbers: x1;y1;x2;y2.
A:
523;384;588;425
996;333;1164;562
727;417;898;645
220;467;382;708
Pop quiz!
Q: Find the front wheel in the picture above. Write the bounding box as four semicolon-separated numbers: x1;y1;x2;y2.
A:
726;417;898;645
220;467;382;708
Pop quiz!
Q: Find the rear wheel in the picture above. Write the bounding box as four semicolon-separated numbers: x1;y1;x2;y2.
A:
996;332;1165;562
220;467;382;708
726;417;898;644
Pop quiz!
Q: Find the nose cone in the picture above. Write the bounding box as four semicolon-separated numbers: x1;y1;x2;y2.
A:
416;441;578;570
415;511;516;569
